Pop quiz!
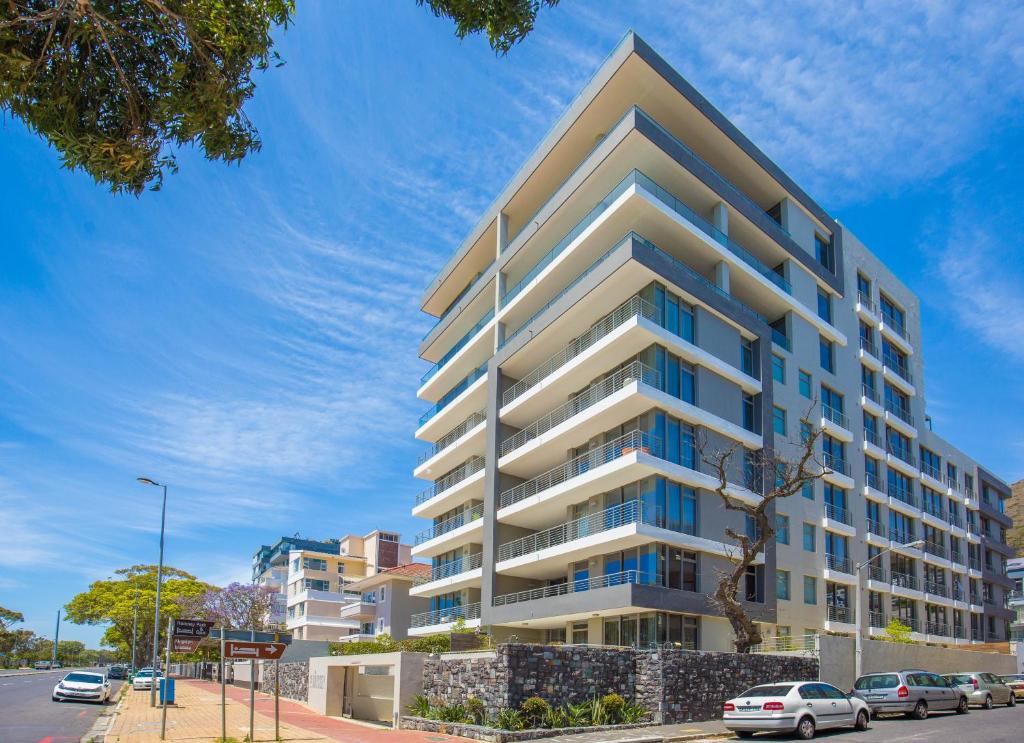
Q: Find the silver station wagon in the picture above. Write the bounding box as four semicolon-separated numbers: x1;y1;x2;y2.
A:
852;670;969;718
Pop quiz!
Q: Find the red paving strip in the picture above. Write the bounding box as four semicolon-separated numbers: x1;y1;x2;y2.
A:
181;679;468;742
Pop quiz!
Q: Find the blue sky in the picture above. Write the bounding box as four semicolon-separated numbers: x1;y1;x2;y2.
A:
1;1;1022;647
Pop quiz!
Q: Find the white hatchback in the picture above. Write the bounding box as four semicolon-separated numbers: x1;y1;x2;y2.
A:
52;671;111;703
723;681;871;739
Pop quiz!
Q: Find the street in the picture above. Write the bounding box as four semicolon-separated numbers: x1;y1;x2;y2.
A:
735;704;1024;742
0;668;123;743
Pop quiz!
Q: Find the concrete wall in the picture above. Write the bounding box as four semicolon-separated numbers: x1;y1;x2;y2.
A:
307;652;426;728
818;634;1019;690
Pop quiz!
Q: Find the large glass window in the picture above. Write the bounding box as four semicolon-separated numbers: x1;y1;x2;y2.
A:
819;336;835;373
776;514;790;544
815;234;834;272
817;288;833;323
772;354;786;383
773;406;787;436
804;575;817;605
803;523;816;552
799;370;812;398
777;570;791;600
880;293;906;335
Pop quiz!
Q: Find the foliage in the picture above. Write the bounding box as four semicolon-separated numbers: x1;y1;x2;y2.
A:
465;696;485;724
565;700;591;727
494;708;525;730
330;632;454;656
621;702;648;724
412;691;649;731
1;1;554;195
700;411;825;653
0;606;24;631
519;696;552;728
601;693;626;721
178;582;277;631
434;702;471;723
408;694;432;717
63;565;214;660
881;619;915;643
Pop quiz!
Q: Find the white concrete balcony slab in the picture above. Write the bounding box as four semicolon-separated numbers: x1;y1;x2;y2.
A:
883;411;918;439
412;505;485;558
418;318;496;404
886;452;920;478
820;410;854;443
822;505;857;538
413;466;486;520
863;437;886;460
408;602;481;636
823;556;857;585
863;483;886;503
859;346;882;371
861;391;884;416
879;320;914;355
856;293;878;322
919;470;945;492
338;601;377;621
414;412;487;480
286;615;361;631
416;367;489;442
882;366;916;397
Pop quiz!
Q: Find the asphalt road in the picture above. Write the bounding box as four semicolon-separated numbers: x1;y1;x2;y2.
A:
736;702;1024;742
0;668;123;743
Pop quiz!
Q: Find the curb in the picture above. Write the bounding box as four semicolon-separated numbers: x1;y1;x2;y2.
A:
82;684;129;743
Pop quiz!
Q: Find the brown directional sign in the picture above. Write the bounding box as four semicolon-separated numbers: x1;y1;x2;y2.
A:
224;641;287;660
172;637;203;653
172;619;214;638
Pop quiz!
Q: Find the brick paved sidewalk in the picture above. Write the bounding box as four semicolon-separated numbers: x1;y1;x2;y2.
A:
106;677;470;742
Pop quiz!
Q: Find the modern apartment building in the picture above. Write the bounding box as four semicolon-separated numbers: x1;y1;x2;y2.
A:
340;563;432;642
408;32;1015;649
253;531;413;641
1008;557;1024;642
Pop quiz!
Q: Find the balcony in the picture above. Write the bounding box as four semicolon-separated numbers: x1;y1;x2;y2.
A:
420;306;495;387
879;313;911;345
493;569;654;607
863;429;884;455
416;457;485;506
771;327;792;352
924;579;948;598
821;405;851;440
409;602;481;631
857;291;876;316
884;401;916;432
925;621;950;637
866;519;887;540
861;384;881;410
415;411;487;475
338;600;377;620
409;552;484;597
891;572;920;592
413;504;484;556
866;565;887;584
868;611;887;629
882;361;914;390
924;541;947;560
887;483;918;512
822;452;852;483
826;605;854;624
969;557;981;571
865;472;884;494
418;363;488;429
859;335;879;360
920;462;942;483
948;512;963;529
825;554;853;575
824;502;852;526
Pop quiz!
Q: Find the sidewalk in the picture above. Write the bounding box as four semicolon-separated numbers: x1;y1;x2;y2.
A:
106;677;470;742
542;720;731;742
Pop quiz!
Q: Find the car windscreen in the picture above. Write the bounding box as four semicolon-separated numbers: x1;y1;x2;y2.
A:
136;670;153;676
738;685;793;697
854;674;900;690
64;673;103;683
944;674;974;685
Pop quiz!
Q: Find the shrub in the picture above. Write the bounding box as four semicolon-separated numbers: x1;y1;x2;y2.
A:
519;696;552;728
434;703;471;723
587;695;610;726
399;635;451;653
543;705;569;729
495;708;525;730
465;696;485;724
601;693;626;723
566;700;591;727
407;694;431;718
621;702;648;723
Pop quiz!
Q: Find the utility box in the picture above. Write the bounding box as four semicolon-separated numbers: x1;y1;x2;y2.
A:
159;677;175;704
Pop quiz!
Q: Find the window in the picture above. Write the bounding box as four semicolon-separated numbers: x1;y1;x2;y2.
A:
879;293;905;335
882;339;910;379
741;338;755;376
742;393;757;433
821;385;844;417
338;563;345;574
799;370;812;398
772;354;786;383
804;575;817;605
817;288;833;323
776;514;790;545
302;557;327;571
379;532;399;542
777;570;791;600
802;481;814;500
572;622;588;644
304;578;330;591
799;420;812;444
819;336;835;373
857;273;871;302
803;523;816;552
773;406;787;435
815;234;834;273
379;586;387;603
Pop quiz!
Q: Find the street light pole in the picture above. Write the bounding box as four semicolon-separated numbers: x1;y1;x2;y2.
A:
854;538;924;679
131;574;140;673
138;477;168;708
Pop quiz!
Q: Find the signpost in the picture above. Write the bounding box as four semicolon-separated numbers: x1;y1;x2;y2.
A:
207;627;291;742
223;641;287;660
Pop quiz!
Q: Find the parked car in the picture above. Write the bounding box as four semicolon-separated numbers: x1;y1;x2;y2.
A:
52;671;111;704
106;665;128;680
852;670;968;718
943;672;1016;708
132;668;162;691
32;661;52;670
722;681;871;739
999;674;1024;700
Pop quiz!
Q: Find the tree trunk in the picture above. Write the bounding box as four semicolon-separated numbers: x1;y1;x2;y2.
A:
714;572;763;653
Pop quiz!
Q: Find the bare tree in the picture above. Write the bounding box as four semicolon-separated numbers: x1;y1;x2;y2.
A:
701;406;825;653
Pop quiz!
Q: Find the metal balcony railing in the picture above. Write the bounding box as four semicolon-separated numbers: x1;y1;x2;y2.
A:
864;429;882;448
869;611;887;629
824;502;851;525
880;312;910;341
419;363;488;426
865;472;883;491
421;307;495;384
424;270;490;341
418;411;487;465
857;292;875;313
968;556;981;571
926;621;950;636
492;569;651;607
891;572;919;591
952;625;966;639
884;361;914;386
924;579;948;597
827;605;854;623
496;500;671;563
970;593;982;606
886;441;916;466
887;483;917;509
952;584;965;601
946;476;960;492
924;541;947;559
948;512;963;528
884;401;915;428
822;405;849;430
861;383;880;405
424;552;483;583
867;565;887;582
950;549;962;564
859;335;878;358
923;504;946;522
890;531;918;548
499;430;659;510
416;457;485;505
822;452;850;477
410;601;481;628
500;361;659;457
414;504;484;545
971;627;983;640
826;554;852;574
921;463;942;481
867;519;887;539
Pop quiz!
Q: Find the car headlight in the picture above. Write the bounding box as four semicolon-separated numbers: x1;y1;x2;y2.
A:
57;683;66;690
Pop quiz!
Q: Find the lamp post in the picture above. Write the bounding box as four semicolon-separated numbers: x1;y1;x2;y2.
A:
137;477;168;708
854;538;924;679
130;572;140;673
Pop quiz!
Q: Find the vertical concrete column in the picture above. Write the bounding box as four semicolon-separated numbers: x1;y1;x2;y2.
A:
714;261;730;293
712;201;729;236
495;212;508;351
479;362;503;626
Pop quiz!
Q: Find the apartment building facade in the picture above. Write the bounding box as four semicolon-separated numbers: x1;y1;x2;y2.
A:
408;32;1015;650
253;531;413;641
340;563;432;642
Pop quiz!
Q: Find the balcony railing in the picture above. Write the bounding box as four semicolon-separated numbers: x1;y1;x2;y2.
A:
948;512;963;528
857;292;875;313
950;549;962;564
887;483;917;509
867;565;887;582
924;579;948;597
969;556;981;571
970;593;982;606
771;328;791;351
925;621;950;636
500;361;659;457
869;611;887;629
861;384;880;405
864;429;882;448
424;552;483;583
865;471;883;491
921;463;942;481
414;504;484;545
499;429;658;510
886;442;916;467
880;312;910;341
884;401;915;428
867;519;887;539
826;554;852;574
891;572;919;591
822;405;849;430
827;605;854;623
859;335;878;358
416;457;485;505
922;504;946;522
497;499;671;563
946;476;960;492
424;270;489;341
924;541;947;559
822;452;850;477
418;411;487;465
421;307;495;384
824;502;851;525
410;601;481;629
952;584;965;601
419;363;488;426
884;362;914;386
492;569;651;607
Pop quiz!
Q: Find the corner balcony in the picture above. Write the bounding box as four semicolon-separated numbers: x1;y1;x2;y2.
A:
418;307;496;402
414;411;487;480
820;405;853;442
407;602;481;636
495;499;754;579
824;554;856;584
413;456;486;519
412;504;484;558
498;359;760;478
409;552;484;598
823;503;856;537
416;363;488;442
496;429;759;529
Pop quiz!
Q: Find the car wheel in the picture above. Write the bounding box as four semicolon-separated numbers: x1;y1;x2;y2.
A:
983;695;993;710
736;733;754;739
1008;693;1016;708
52;697;59;702
796;716;816;740
912;700;928;720
957;696;969;714
855;710;870;730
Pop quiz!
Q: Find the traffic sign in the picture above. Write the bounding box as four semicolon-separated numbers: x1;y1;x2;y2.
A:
209;629;292;645
172;619;214;638
224;641;287;660
172;637;203;653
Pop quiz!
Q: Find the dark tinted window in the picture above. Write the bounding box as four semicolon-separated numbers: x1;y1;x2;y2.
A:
945;674;974;685
739;685;794;697
64;673;103;683
821;684;847;699
798;684;825;699
854;674;900;690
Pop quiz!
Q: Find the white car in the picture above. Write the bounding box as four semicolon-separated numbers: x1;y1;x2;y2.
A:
723;681;871;739
132;668;162;690
52;671;111;703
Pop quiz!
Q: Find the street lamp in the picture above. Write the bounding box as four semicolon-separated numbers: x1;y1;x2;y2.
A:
854;538;925;679
137;476;168;708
